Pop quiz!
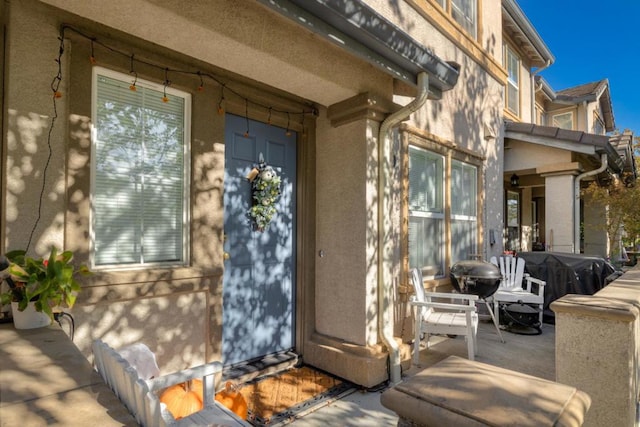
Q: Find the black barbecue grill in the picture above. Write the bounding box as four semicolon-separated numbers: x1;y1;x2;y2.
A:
450;260;501;298
450;260;504;342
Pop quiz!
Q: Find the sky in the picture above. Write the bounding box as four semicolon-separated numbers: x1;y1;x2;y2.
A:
517;0;640;135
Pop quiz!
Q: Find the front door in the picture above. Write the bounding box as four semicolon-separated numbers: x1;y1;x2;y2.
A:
222;114;296;366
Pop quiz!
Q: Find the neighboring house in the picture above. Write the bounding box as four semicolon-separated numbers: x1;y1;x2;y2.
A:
7;0;618;389
499;1;636;259
504;75;636;257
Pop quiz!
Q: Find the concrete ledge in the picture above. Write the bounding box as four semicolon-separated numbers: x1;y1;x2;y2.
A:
0;323;137;426
381;355;590;426
551;294;638;322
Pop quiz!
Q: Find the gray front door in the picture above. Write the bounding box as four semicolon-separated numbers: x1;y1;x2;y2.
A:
222;114;296;366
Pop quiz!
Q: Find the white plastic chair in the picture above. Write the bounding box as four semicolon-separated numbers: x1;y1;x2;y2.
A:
489;256;546;325
410;268;479;363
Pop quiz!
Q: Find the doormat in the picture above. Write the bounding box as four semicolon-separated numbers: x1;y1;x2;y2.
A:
238;365;356;426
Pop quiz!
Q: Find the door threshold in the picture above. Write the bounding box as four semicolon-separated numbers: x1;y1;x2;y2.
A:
222;351;299;384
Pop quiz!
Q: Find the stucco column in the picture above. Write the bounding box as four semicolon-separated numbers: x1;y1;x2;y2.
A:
541;167;579;253
552;269;640;427
307;92;399;388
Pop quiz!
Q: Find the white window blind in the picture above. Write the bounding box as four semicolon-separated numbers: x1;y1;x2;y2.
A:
92;67;190;267
408;146;445;277
505;45;520;115
552;112;573;130
451;0;477;38
451;160;477;263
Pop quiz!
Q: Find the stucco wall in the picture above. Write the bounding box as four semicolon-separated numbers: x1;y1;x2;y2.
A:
316;111;377;345
4;0;67;253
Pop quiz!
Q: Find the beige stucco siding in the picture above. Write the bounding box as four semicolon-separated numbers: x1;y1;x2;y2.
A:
4;0;68;253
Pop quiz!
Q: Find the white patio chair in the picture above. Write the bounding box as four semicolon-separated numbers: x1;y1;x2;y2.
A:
489;256;546;325
410;268;479;363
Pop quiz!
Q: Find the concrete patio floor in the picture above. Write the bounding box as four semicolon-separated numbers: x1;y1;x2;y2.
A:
291;319;556;426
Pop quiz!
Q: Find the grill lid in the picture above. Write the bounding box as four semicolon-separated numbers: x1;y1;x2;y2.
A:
450;260;501;279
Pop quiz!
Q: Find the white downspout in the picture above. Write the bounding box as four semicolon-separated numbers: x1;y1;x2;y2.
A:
574;153;608;253
531;60;551;123
378;72;430;385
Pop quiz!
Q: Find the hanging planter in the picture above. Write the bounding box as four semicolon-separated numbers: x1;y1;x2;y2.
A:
246;161;281;232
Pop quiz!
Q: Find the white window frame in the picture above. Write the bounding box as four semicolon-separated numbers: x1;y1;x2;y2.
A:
505;44;520;116
552;111;574;130
90;66;191;270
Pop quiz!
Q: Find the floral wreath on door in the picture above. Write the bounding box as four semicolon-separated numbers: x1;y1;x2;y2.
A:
246;161;281;232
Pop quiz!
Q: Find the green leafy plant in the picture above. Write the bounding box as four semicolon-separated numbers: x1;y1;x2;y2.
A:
248;164;281;232
0;248;90;320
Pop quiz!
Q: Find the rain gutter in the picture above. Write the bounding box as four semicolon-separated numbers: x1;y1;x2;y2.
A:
255;0;459;98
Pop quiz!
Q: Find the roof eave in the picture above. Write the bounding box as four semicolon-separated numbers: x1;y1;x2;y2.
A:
505;121;625;174
502;0;555;68
256;0;460;99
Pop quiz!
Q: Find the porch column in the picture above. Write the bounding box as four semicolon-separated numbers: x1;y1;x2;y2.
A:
540;164;580;253
306;92;399;388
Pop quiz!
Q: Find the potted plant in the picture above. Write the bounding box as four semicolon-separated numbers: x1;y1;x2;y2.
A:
0;248;89;329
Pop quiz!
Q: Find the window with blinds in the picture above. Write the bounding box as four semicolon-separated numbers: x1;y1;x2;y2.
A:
436;0;478;39
451;160;477;264
505;44;520;116
91;67;190;268
408;146;445;278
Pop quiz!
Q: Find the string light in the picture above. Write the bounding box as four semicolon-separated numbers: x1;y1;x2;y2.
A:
58;25;316;126
162;68;170;103
217;85;225;115
197;71;205;92
34;24;320;254
285;112;291;137
89;39;97;65
244;98;250;137
28;28;65;252
129;54;138;91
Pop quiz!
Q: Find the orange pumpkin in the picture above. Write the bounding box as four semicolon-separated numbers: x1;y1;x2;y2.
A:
159;379;204;419
215;381;248;420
